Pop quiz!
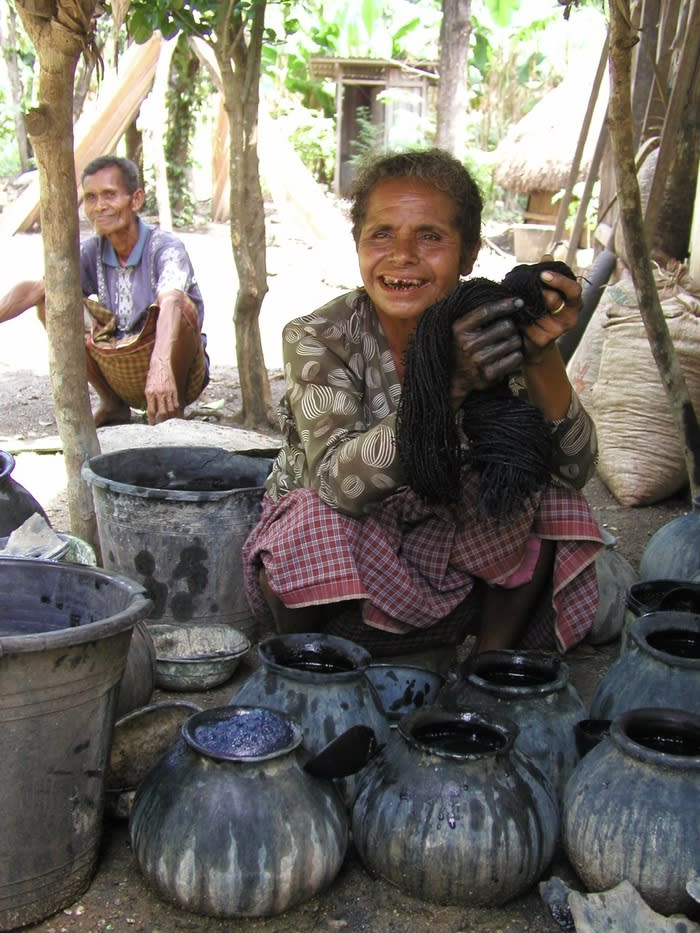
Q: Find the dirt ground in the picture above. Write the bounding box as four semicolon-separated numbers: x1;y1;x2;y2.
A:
0;208;693;932
0;356;692;933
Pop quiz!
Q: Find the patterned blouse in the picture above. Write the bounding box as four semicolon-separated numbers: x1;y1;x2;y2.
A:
266;289;598;517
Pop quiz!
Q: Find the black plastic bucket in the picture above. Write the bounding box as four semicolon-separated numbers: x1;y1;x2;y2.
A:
82;446;272;639
0;557;151;931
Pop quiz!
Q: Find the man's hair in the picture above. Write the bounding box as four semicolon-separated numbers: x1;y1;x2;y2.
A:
81;156;141;195
349;148;483;259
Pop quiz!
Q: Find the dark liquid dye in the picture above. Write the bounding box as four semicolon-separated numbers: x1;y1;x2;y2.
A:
478;665;554;687
647;629;700;660
283;658;355;673
414;722;506;755
271;647;356;674
627;726;700;757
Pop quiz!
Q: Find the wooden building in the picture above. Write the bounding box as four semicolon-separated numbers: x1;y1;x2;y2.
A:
309;56;437;197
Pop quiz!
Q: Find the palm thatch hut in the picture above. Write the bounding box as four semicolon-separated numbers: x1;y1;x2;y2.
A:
493;66;609;231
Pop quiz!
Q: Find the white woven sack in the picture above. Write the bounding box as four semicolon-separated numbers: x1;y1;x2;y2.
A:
566;287;615;412
591;267;700;506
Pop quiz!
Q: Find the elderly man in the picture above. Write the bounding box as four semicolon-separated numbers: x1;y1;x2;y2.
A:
0;155;208;426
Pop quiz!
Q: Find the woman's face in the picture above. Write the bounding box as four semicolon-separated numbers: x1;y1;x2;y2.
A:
357;176;479;330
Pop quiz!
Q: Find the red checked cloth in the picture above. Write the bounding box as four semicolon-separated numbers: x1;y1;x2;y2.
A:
243;473;604;652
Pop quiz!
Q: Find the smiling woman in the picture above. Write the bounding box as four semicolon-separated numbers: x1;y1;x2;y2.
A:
242;147;604;666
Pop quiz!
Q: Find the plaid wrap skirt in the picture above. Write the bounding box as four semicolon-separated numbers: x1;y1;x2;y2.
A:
243;471;605;653
84;299;208;410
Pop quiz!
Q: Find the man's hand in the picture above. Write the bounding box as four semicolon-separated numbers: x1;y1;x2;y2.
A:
144;356;180;425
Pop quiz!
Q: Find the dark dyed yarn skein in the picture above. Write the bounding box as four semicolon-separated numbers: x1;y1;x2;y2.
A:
396;261;577;523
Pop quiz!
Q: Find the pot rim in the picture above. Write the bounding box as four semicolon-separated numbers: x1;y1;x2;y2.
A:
459;649;569;697
630;612;700;670
611;707;700;771
257;632;372;683
0;557;152;652
398;707;518;761
82;446;268;502
183;705;304;763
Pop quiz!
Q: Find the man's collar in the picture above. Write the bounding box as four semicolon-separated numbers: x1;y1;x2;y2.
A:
100;217;152;268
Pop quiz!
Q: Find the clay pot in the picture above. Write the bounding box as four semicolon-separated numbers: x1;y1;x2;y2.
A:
587;531;638;644
130;706;374;918
0;450;48;537
114;620;156;719
438;649;587;800
573;718;611;757
351;707;559;907
589;611;700;720
639;496;700;581
621;579;700;651
229;633;391;802
563;707;700;916
364;663;445;724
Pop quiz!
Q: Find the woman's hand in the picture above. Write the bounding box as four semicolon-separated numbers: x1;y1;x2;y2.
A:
450;297;524;409
520;266;583;365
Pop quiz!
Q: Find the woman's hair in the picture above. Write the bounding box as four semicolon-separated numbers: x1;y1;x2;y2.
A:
349;148;483;260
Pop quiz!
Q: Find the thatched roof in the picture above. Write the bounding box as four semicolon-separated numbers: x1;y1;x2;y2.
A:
492;67;609;193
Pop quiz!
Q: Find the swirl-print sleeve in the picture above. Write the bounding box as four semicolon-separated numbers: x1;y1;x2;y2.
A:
282;310;403;516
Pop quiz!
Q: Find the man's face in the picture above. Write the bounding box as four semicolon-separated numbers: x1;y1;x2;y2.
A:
82;166;144;239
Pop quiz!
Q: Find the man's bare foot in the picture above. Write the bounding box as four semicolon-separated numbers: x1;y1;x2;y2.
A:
94;401;132;428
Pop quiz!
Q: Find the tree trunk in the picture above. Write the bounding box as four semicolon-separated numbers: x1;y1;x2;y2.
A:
608;0;700;499
646;0;700;261
214;5;272;428
435;0;472;158
142;34;177;231
0;2;31;171
15;1;101;550
166;37;201;223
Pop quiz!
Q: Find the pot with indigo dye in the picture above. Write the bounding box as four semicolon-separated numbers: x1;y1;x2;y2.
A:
438;649;586;800
230;633;391;801
589;611;700;720
130;705;374;918
351;707;559;907
563;707;700;916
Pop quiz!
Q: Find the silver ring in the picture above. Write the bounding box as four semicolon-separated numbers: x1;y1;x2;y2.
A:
552;299;566;315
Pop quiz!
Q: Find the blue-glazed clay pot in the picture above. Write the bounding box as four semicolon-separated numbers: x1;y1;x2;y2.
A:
563;707;700;916
0;450;48;537
129;706;352;918
229;633;391;803
639;496;700;581
589;611;700;720
352;707;559;907
438;649;587;801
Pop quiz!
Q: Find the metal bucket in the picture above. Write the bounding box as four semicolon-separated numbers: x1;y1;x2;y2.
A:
0;557;152;931
82;446;272;640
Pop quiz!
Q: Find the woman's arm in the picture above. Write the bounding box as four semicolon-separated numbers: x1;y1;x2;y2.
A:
518;268;598;487
279;302;404;516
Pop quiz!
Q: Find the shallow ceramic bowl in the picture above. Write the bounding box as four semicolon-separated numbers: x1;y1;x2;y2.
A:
365;663;445;724
149;622;251;691
105;700;201;819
